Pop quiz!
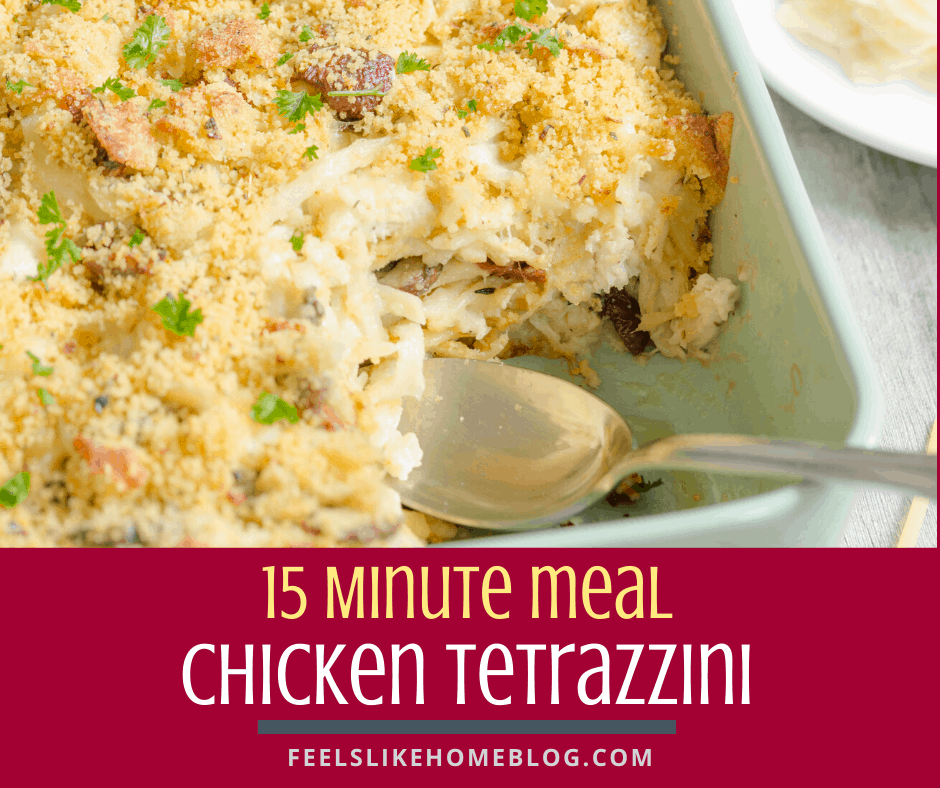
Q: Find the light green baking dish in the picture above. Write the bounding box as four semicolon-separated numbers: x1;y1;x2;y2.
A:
449;0;885;548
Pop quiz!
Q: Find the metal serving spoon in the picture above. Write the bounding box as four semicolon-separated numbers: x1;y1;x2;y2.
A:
393;359;937;530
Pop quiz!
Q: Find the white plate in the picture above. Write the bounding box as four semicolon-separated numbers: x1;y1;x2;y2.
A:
729;0;937;167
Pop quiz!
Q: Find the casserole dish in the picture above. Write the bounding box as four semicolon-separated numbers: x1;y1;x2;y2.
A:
456;0;885;547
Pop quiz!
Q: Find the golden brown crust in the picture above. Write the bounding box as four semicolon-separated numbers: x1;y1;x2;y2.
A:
81;99;159;172
153;83;258;162
0;1;735;546
664;111;734;193
194;18;277;70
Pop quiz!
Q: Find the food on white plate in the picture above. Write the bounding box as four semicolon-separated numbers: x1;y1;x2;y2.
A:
777;0;937;92
0;0;736;546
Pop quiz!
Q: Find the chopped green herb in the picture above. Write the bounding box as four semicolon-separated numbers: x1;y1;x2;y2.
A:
26;351;53;377
290;231;304;252
251;392;300;425
37;191;65;226
92;76;135;101
634;478;665;493
258;3;271;20
409;146;442;173
128;228;146;247
152;292;204;337
478;21;563;57
146;98;167;112
0;472;30;509
327;88;386;97
123;15;172;69
526;27;563;57
273;89;324;123
160;78;183;92
30;191;81;289
456;98;478;119
37;388;56;406
396;51;430;75
303;145;319;161
514;0;547;21
41;0;81;12
478;23;527;53
299;25;314;43
102;13;110;21
32;228;81;287
5;79;34;95
288;123;305;134
275;52;295;67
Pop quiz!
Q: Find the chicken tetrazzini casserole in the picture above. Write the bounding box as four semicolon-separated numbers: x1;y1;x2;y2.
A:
0;0;737;546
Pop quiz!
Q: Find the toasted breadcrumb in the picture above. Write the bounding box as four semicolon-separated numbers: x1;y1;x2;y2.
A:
82;98;159;172
0;1;736;547
195;18;277;70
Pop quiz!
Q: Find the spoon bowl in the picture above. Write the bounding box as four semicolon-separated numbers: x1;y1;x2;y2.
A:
394;359;937;530
394;359;634;530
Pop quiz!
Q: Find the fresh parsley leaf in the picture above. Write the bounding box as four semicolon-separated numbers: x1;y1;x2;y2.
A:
5;79;34;95
258;3;271;20
31;234;80;287
478;21;562;57
41;0;81;12
303;145;319;161
288;123;305;134
396;51;430;75
478;23;527;52
456;98;478;119
634;478;664;493
160;78;183;92
128;228;146;247
47;227;79;261
514;0;547;21
152;293;204;337
146;98;167;112
0;472;30;509
26;351;53;377
37;388;56;406
409;146;442;173
31;192;81;288
123;15;171;69
327;88;385;97
92;76;135;101
299;24;314;42
275;52;294;67
290;231;304;252
251;392;299;425
527;27;563;57
35;227;81;285
37;191;65;226
273;89;324;123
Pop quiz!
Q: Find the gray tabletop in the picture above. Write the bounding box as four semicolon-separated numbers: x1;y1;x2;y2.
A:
768;92;937;548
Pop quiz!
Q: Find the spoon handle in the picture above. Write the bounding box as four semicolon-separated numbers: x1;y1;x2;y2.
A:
628;436;937;499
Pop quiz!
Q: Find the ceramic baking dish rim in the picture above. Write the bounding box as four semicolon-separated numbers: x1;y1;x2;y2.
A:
446;0;885;547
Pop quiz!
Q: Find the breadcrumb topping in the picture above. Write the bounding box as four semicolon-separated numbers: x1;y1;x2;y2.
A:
1;0;736;547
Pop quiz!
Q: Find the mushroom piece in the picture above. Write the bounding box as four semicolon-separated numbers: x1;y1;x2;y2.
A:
298;48;395;120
